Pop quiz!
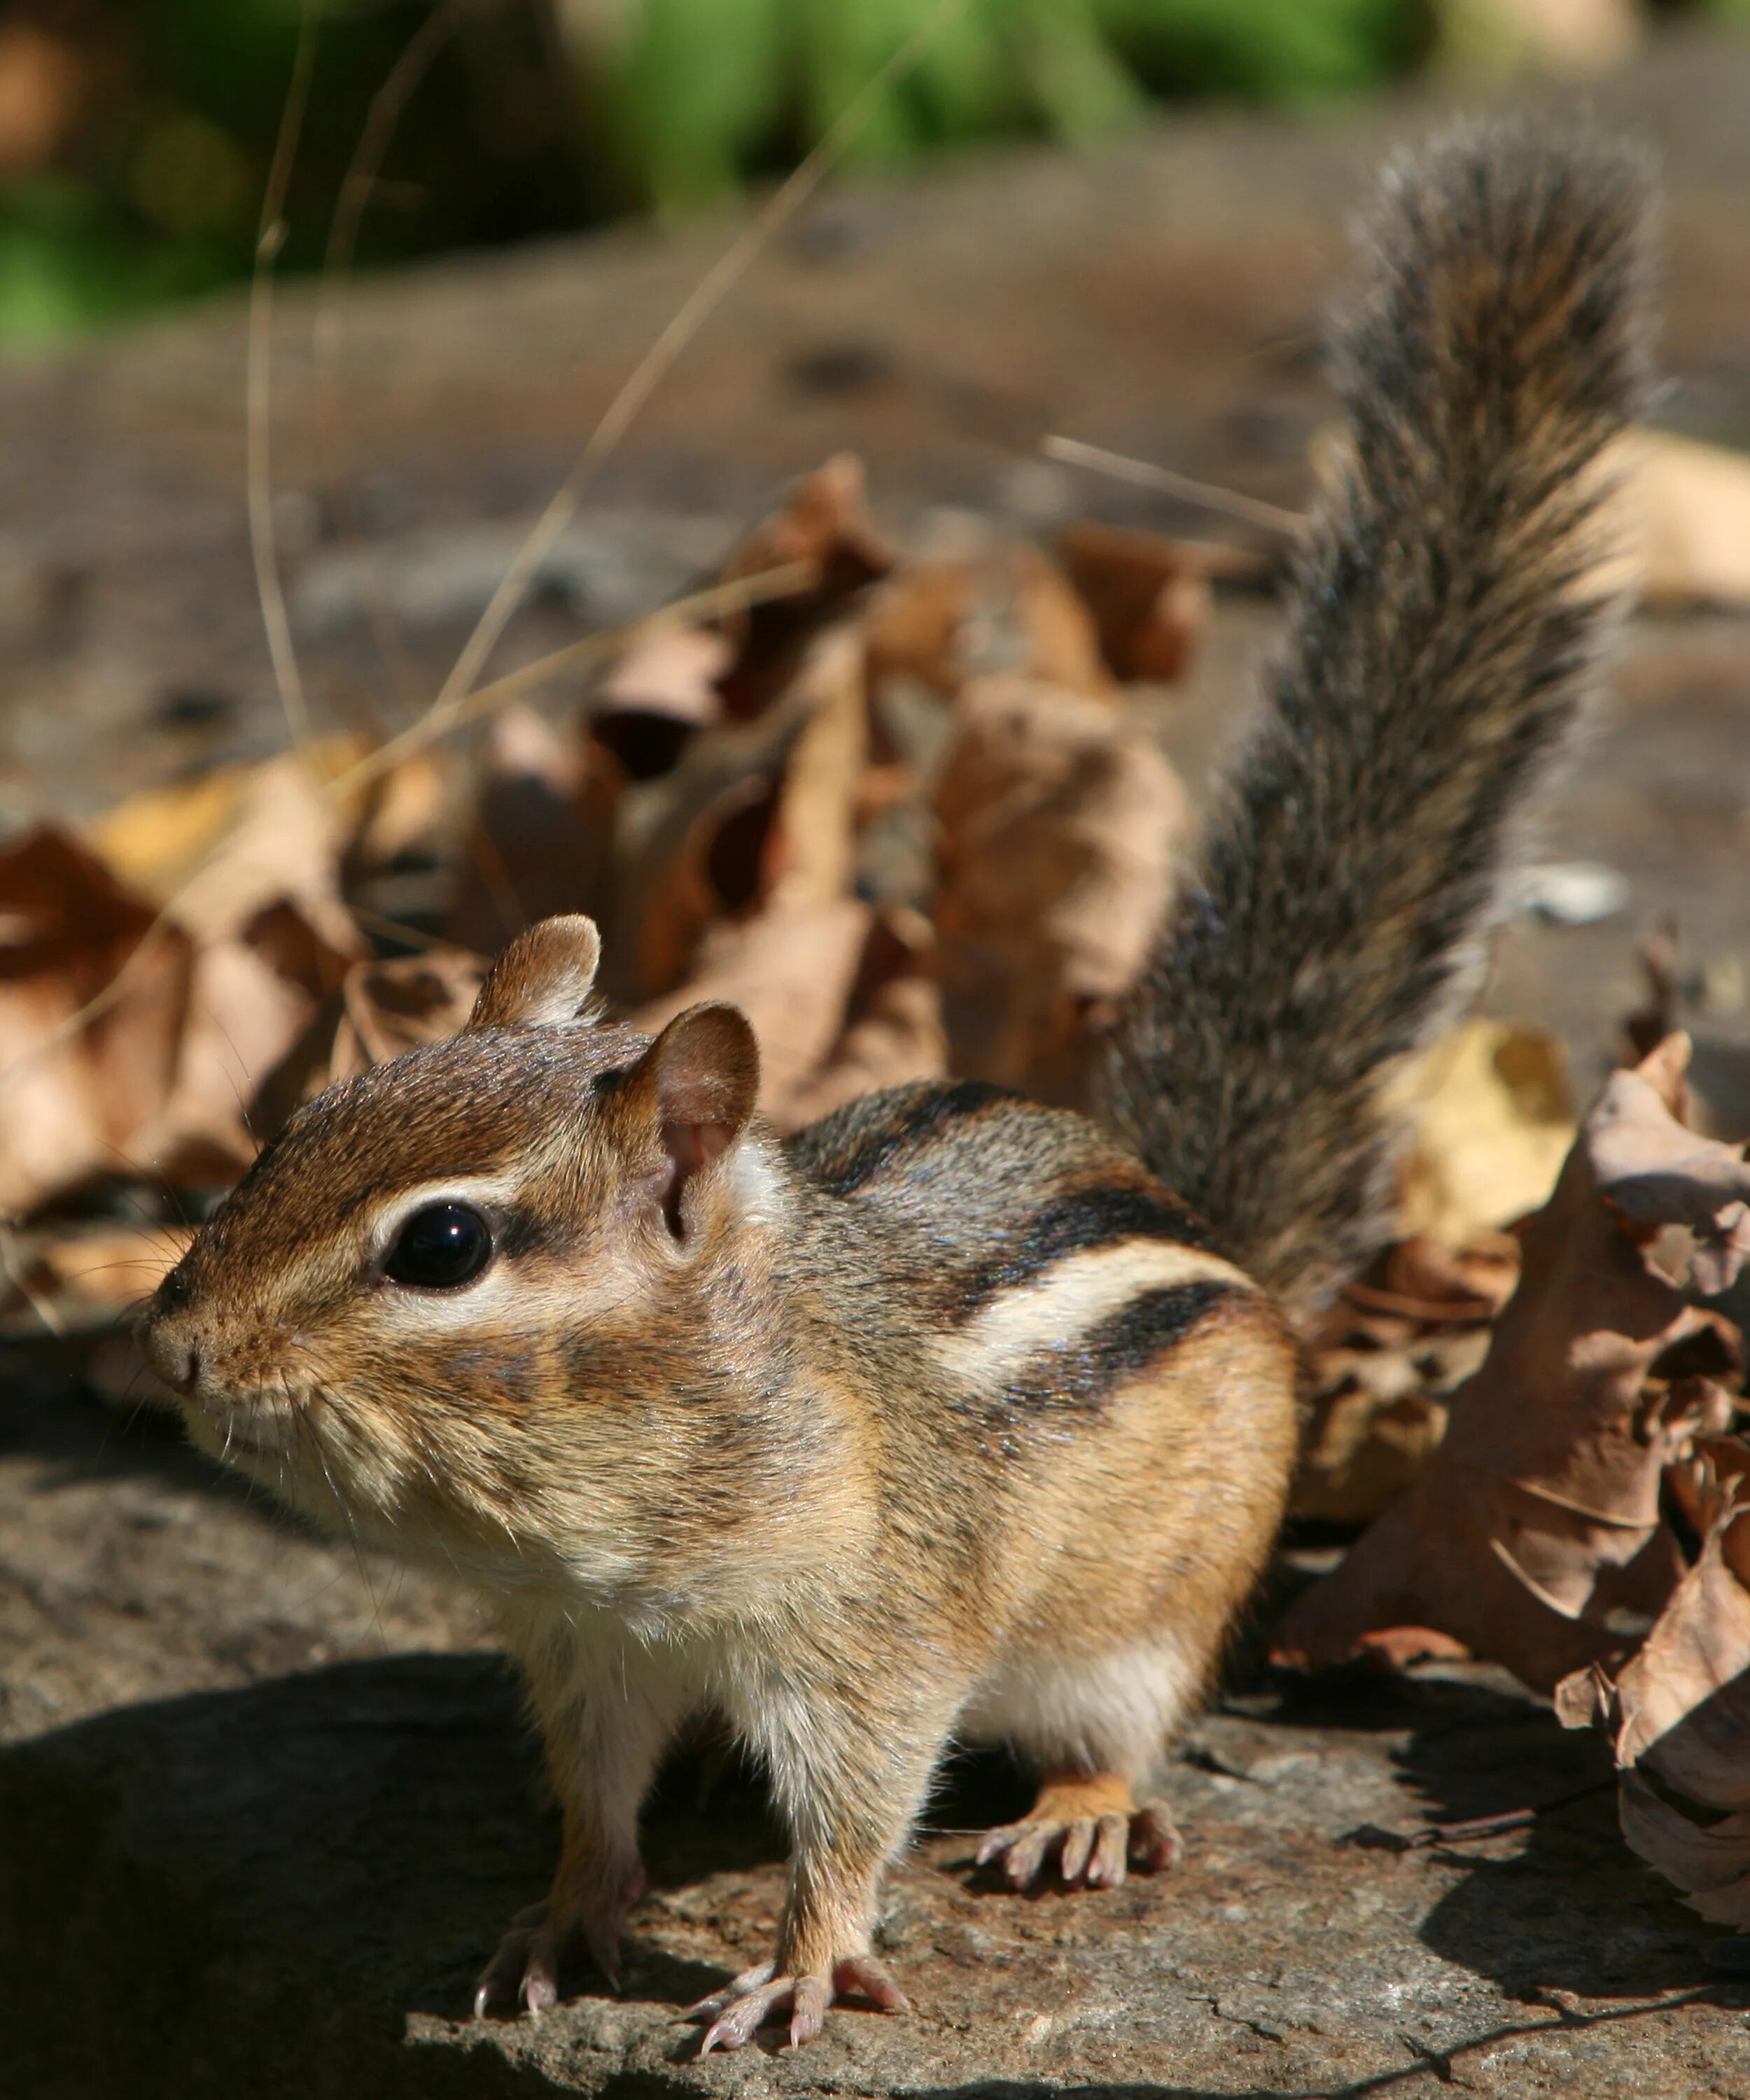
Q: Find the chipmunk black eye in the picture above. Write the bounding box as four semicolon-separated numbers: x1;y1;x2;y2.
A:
384;1203;493;1290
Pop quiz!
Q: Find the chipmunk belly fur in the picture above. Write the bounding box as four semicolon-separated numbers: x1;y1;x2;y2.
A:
139;122;1651;2050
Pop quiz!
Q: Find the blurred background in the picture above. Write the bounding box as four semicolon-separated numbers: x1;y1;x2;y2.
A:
1;0;1739;347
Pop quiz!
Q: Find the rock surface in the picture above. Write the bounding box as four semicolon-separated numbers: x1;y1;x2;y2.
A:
10;23;1750;2100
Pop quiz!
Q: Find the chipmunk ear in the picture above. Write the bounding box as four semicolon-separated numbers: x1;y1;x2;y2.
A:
625;1002;761;1234
467;916;603;1030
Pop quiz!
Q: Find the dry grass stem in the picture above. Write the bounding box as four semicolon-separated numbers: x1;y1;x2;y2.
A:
417;0;972;740
312;1;460;720
325;558;818;799
247;7;319;757
1042;434;1307;538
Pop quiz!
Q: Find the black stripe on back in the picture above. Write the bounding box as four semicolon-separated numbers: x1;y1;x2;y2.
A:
953;1184;1214;1318
975;1280;1231;1432
806;1080;1015;1198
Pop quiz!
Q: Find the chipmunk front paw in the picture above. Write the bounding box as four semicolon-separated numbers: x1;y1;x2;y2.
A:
976;1774;1181;1889
687;1953;908;2052
472;1859;648;2017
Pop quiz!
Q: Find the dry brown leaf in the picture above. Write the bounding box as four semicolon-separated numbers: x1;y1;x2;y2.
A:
932;673;1189;1108
140;932;324;1186
213;950;474;1147
1665;1431;1750;1546
447;704;622;955
186;756;358;957
253;948;487;1130
630;897;874;1122
629;902;941;1134
87;752;372;1186
85;766;256;894
1587;1035;1750;1296
715;454;890;720
1290;1231;1514;1525
863;546;1112;701
327;950;487;1081
590;626;730;780
613;618;899;1126
1558;1443;1750;1928
999;545;1113;698
783;975;946;1128
346;748;453;874
862;563;976;696
619;625;867;1002
6;745;381;1200
88;740;367;947
1056;521;1223;683
1386;1018;1576;1246
761;624;867;911
1580;1499;1750;1808
1292;1386;1455;1529
111;756;369;1088
721;452;892;603
1379;1230;1524;1317
241;946;486;1162
0;825;196;1216
780;909;948;1128
1618;1771;1750;1926
1274;1035;1740;1691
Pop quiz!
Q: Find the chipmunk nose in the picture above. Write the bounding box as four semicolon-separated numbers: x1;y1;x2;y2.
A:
160;1343;202;1394
139;1280;204;1395
139;1320;202;1394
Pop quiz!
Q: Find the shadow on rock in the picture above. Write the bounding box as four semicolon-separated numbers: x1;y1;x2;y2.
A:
1267;1658;1744;2005
0;1651;780;2100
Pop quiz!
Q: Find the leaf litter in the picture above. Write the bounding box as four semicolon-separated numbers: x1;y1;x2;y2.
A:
0;458;1215;1331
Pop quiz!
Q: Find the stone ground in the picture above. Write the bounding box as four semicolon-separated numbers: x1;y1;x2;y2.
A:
8;21;1750;2099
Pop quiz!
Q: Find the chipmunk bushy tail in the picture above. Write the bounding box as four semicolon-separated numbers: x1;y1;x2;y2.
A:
1105;121;1652;1315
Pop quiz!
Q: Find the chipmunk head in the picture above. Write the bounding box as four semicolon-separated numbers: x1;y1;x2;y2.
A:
137;916;773;1586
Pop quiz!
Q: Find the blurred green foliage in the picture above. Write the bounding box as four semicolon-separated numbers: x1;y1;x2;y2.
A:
571;0;1428;213
0;0;1731;346
0;0;587;343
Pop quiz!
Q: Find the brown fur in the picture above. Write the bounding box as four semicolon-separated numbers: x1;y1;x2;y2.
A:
138;123;1648;2052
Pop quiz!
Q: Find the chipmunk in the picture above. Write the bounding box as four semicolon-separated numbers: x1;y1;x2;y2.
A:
139;122;1648;2052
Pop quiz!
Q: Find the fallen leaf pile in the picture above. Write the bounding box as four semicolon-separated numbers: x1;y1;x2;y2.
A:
1278;1034;1750;1700
1290;1019;1570;1527
1555;1434;1750;1924
0;454;1229;1336
1292;1228;1521;1527
15;418;1750;1345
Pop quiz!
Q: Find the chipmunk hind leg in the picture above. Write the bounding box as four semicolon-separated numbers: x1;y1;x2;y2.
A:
962;1633;1212;1889
961;1309;1297;1892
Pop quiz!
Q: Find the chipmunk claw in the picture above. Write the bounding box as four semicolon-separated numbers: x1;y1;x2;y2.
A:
472;1882;634;2019
473;1903;552;2018
977;1779;1182;1891
689;1955;907;2052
